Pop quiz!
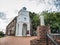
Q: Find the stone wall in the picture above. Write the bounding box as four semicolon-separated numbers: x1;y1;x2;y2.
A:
6;16;17;36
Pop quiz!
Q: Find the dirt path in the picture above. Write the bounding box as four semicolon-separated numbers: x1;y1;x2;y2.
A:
0;36;37;45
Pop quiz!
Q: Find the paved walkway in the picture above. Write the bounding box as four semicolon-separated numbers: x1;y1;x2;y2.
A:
0;36;37;45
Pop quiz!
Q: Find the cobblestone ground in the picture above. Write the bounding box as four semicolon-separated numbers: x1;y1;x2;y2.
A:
0;36;37;45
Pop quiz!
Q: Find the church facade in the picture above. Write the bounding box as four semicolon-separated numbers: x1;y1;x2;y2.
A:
6;7;30;36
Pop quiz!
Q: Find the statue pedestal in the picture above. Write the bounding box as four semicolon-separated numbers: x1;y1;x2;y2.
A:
30;25;50;45
37;26;50;40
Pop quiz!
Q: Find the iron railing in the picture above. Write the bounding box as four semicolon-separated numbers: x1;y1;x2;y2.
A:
47;33;59;45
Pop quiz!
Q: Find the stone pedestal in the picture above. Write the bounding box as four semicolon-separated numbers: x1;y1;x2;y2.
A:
30;26;50;45
37;26;50;40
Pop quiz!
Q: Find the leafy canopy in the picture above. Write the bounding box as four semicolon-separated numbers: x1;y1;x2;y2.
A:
29;12;40;36
41;11;60;33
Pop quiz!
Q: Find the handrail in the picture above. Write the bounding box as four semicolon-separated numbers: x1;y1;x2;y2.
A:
47;34;59;45
50;33;60;36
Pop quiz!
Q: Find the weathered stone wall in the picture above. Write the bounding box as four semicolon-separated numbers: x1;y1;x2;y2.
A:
6;16;17;36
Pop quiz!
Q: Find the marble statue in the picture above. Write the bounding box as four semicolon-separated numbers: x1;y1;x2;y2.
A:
40;15;45;26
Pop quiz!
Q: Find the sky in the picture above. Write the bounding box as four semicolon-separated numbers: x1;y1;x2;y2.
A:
0;0;60;33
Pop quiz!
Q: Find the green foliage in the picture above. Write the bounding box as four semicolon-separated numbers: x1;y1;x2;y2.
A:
41;11;60;33
0;31;4;38
29;11;60;35
29;12;40;36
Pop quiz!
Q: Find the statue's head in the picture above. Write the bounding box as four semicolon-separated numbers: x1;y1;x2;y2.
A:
23;7;27;10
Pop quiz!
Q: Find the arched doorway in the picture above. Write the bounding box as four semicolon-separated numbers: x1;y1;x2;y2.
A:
22;23;27;36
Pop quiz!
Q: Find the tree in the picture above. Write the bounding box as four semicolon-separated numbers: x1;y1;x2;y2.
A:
29;11;60;35
0;31;4;38
29;12;40;36
41;11;60;33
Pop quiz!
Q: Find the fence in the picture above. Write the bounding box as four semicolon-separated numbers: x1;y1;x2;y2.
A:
47;33;60;45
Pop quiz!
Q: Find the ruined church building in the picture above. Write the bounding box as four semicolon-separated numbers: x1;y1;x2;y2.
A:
6;7;30;36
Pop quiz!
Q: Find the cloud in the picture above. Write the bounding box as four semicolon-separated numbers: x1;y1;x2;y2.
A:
28;0;60;12
0;12;7;20
53;0;60;11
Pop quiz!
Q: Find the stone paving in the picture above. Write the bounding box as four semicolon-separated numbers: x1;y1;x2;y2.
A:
0;36;37;45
